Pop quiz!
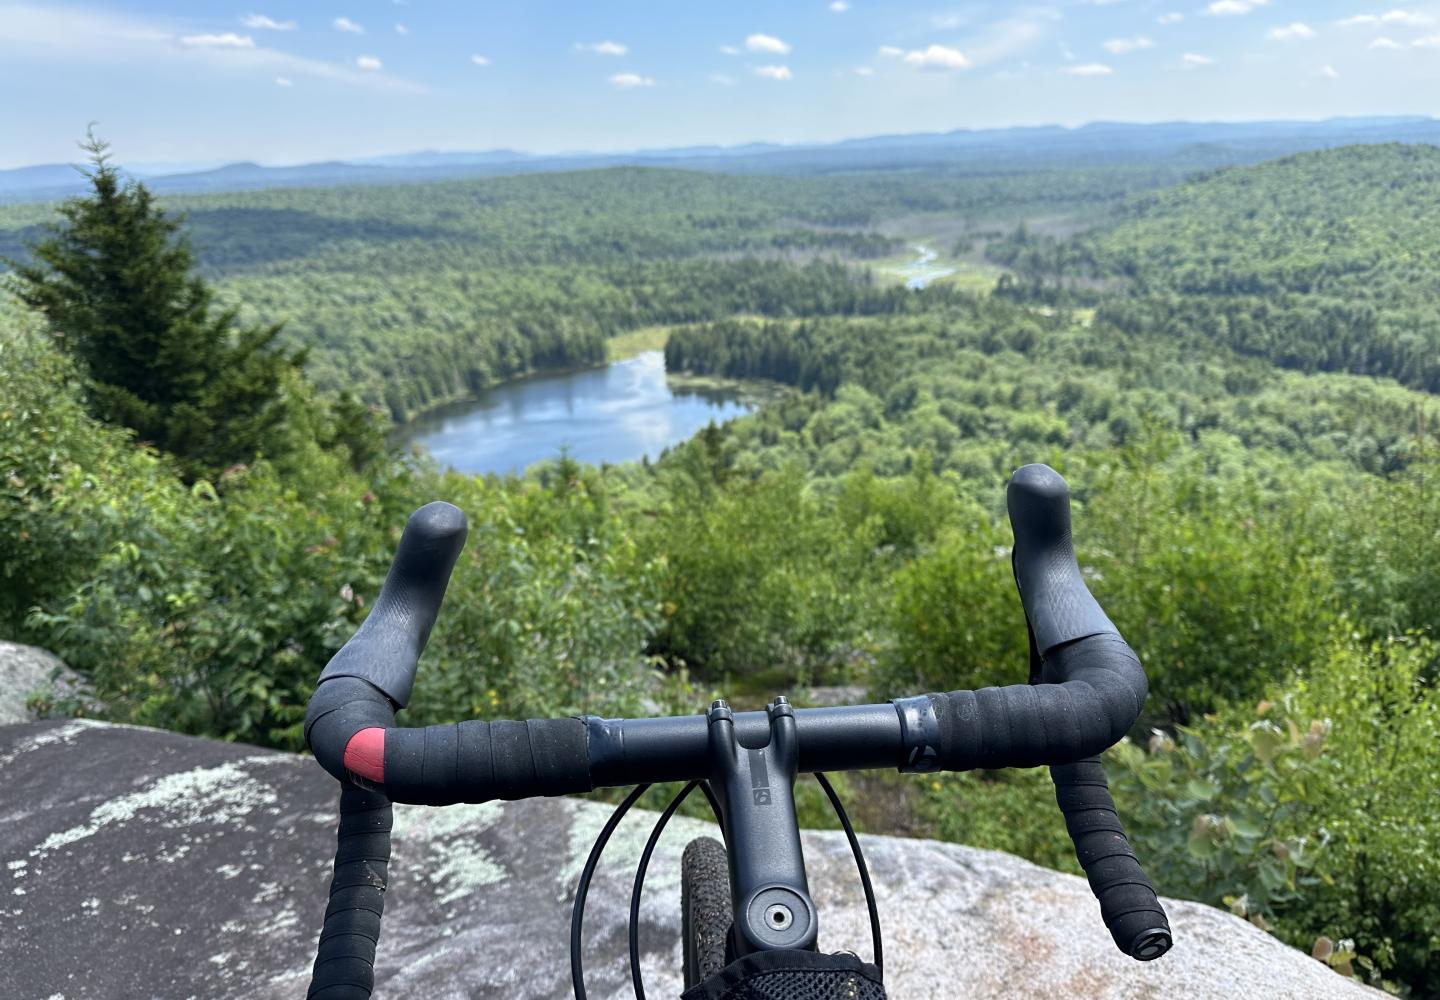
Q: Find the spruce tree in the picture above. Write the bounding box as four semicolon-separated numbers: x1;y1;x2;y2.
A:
6;132;302;479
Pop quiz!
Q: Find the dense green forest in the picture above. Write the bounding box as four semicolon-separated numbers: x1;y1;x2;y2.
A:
0;165;1162;422
990;144;1440;392
4;144;1440;993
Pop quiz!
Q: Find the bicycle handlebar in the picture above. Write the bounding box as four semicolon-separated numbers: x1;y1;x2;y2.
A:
302;466;1172;998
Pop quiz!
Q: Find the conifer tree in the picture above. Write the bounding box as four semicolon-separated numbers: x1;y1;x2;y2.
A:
6;131;303;478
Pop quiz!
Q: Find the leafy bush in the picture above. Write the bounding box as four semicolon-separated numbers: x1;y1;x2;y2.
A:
3;324;664;745
1;317;161;630
406;459;664;724
872;515;1027;697
644;462;878;685
25;457;386;747
915;768;1082;875
1110;632;1440;995
1084;445;1339;721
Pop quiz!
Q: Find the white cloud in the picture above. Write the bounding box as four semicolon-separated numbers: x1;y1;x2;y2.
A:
0;3;173;53
180;32;254;48
709;72;736;85
470;53;490;65
609;71;655;87
242;14;295;31
959;9;1062;66
1102;35;1154;54
877;45;903;57
1268;22;1316;40
275;75;292;86
901;43;972;69
1157;12;1184;24
577;40;627;55
355;55;381;70
1369;35;1404;47
1065;62;1113;75
854;65;875;75
1414;32;1440;46
334;17;364;34
719;44;740;55
0;3;423;92
1320;63;1340;77
1338;9;1434;27
754;64;793;79
745;33;791;54
394;23;407;35
1182;52;1215;67
1203;0;1267;15
831;0;850;10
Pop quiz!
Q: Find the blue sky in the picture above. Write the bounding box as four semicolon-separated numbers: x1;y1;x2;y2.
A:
3;1;1440;167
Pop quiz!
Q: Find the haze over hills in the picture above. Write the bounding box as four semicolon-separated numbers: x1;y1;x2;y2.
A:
4;115;1440;204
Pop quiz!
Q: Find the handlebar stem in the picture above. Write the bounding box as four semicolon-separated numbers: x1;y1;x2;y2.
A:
707;697;818;956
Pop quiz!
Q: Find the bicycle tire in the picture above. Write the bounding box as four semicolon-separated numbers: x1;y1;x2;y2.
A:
681;836;732;990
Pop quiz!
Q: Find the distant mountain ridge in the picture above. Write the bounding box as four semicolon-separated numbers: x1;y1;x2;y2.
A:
5;115;1439;204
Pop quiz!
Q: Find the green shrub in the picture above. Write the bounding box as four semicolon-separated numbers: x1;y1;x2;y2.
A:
1085;447;1339;720
1110;632;1440;995
406;460;664;724
915;768;1082;875
644;464;877;685
871;515;1028;697
4;325;664;744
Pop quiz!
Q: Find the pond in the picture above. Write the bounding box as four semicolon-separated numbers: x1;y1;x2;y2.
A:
404;350;753;475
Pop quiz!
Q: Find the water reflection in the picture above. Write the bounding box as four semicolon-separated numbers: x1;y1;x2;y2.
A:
897;245;956;289
405;351;752;475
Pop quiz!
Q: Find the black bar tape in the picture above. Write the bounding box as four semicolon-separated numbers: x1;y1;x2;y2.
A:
307;785;393;1000
306;677;594;806
381;717;593;806
1052;758;1172;961
927;634;1146;771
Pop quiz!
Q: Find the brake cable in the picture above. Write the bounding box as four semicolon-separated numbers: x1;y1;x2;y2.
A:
815;771;883;975
571;783;651;1000
627;780;723;1000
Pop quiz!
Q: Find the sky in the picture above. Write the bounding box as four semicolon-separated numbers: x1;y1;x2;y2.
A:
3;0;1440;168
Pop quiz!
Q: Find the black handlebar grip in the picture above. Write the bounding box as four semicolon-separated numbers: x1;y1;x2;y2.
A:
307;784;393;1000
319;501;468;707
1051;758;1172;961
1007;464;1116;655
379;717;593;806
304;676;594;807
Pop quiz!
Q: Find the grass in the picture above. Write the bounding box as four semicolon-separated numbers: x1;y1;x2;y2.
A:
928;261;1007;295
607;315;777;362
868;237;1008;295
606;325;671;361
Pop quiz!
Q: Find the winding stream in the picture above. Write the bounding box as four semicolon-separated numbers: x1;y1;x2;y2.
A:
894;244;956;289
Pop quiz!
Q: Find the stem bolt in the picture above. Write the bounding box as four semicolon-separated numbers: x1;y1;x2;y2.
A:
764;903;794;930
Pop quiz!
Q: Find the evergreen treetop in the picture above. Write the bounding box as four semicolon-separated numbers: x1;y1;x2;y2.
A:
6;132;303;479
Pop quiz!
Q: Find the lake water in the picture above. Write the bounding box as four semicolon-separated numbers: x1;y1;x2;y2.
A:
405;350;753;475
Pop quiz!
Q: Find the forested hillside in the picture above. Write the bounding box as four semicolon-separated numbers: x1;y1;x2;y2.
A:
6;143;1440;993
0;165;1162;421
991;144;1440;391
